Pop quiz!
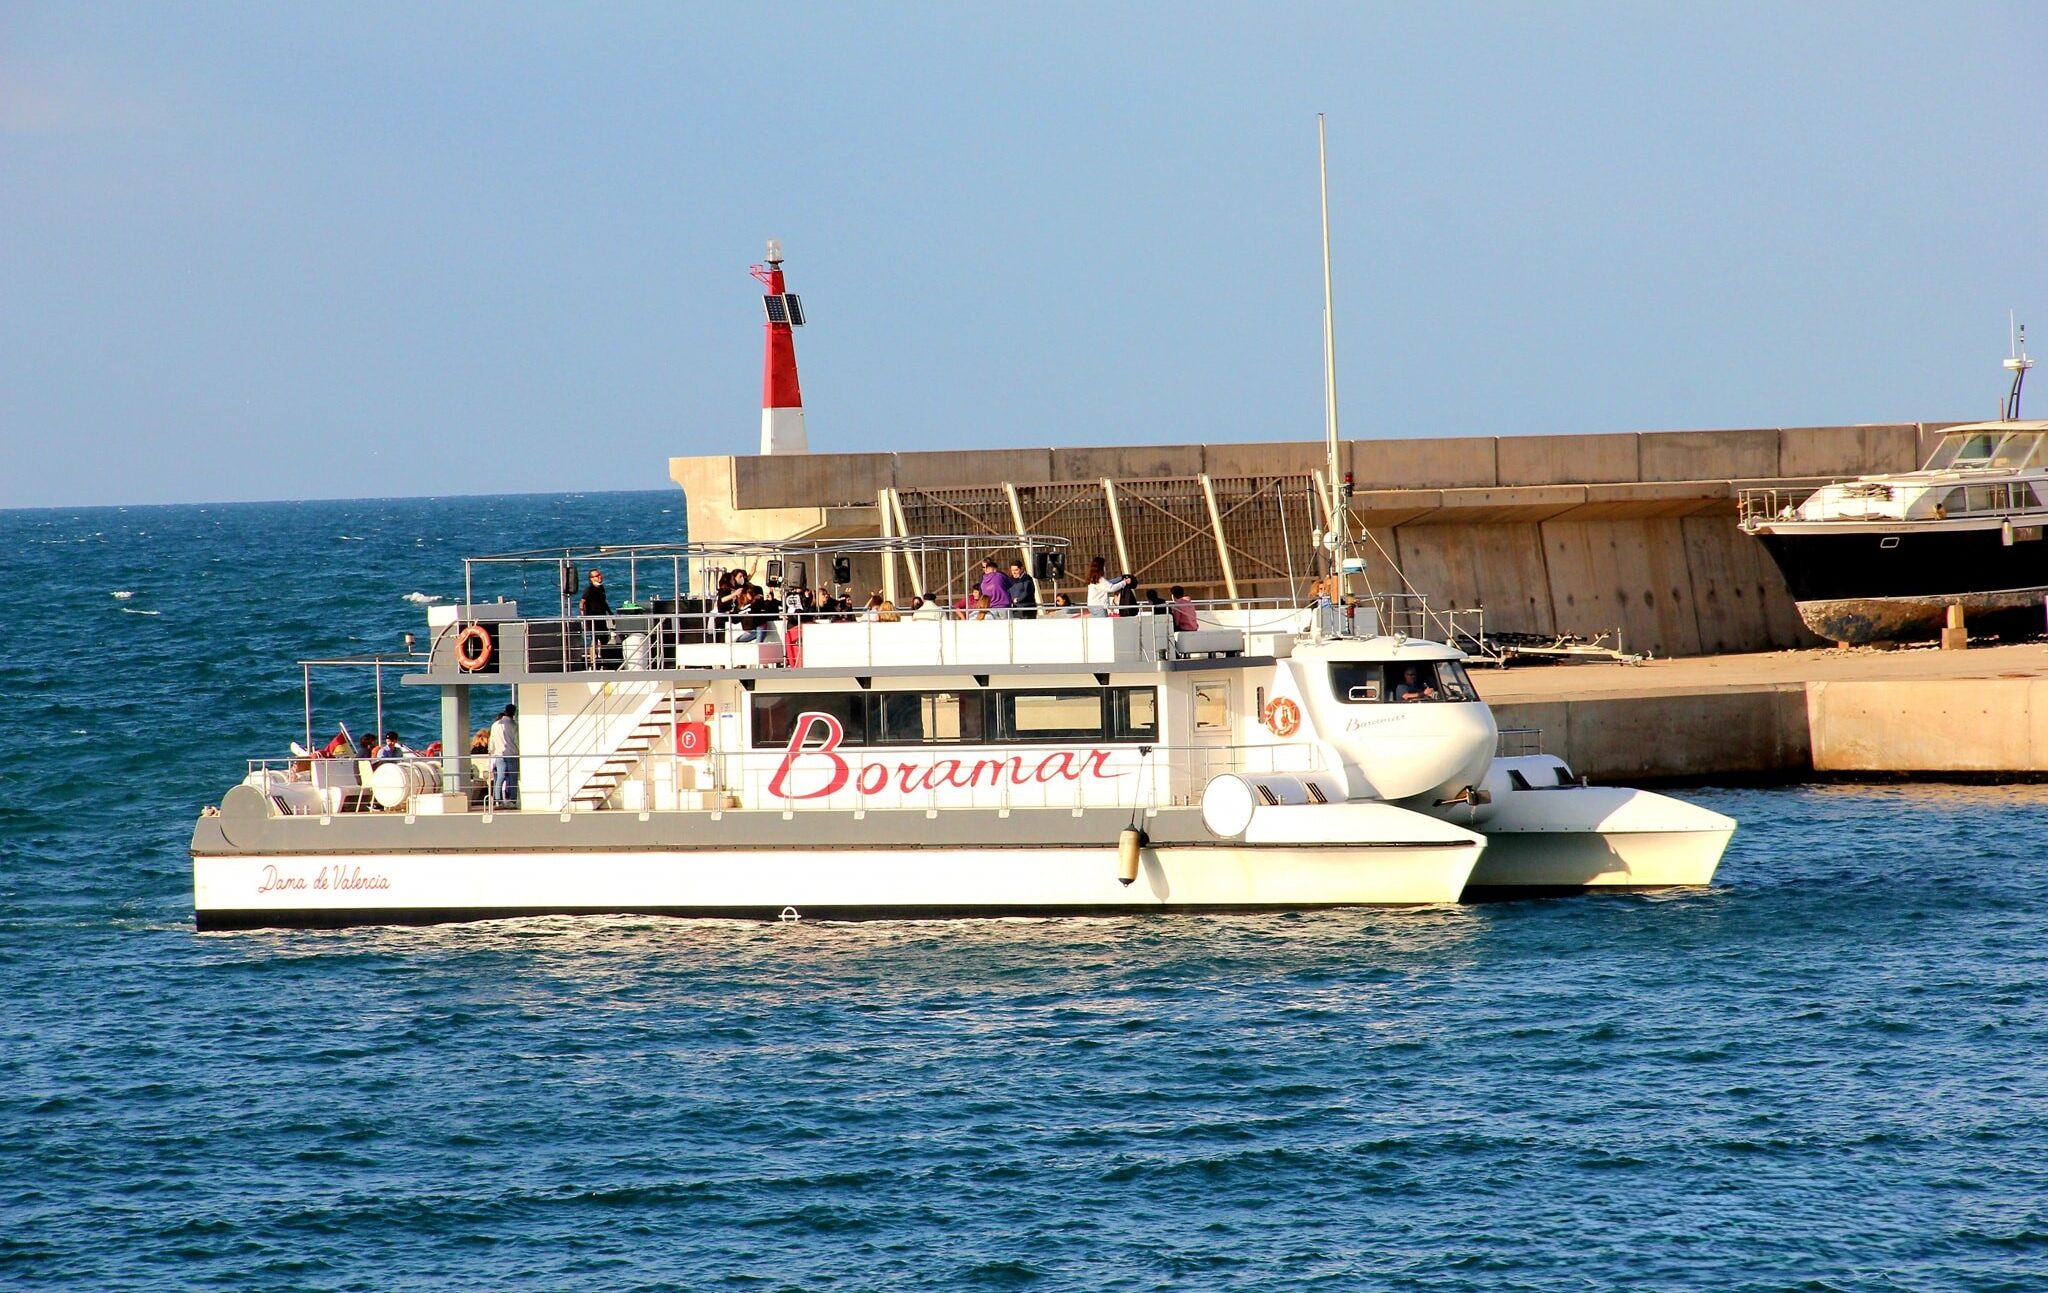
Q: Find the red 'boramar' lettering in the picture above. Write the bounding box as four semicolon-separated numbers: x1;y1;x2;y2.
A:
764;711;1125;802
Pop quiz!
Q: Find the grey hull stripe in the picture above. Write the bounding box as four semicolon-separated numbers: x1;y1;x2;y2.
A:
196;901;1438;932
192;804;1475;858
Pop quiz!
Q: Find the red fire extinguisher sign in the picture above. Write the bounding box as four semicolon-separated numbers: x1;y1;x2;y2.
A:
676;722;711;758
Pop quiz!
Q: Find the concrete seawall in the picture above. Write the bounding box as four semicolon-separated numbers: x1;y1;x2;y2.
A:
1483;644;2048;782
674;421;1959;657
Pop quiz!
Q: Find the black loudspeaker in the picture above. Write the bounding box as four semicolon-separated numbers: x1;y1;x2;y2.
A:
766;559;784;582
832;556;853;585
560;561;579;595
789;561;806;590
1034;551;1066;580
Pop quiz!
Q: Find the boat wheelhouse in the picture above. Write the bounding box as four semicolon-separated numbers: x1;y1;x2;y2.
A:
1741;329;2040;643
191;532;1734;929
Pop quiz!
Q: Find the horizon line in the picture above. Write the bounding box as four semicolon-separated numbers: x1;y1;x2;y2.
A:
0;484;680;516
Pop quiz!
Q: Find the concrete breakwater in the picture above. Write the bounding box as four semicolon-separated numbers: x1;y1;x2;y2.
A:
1483;643;2048;782
674;421;1956;657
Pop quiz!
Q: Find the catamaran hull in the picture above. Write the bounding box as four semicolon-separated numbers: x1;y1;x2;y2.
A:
1454;758;1735;896
192;841;1482;930
1463;826;1733;895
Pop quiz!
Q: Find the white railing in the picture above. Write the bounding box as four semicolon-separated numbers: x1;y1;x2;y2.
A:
483;596;1501;676
1495;728;1544;758
1738;486;1819;529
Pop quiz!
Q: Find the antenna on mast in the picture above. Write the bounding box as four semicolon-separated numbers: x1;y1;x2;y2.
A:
2003;311;2031;421
1317;113;1356;630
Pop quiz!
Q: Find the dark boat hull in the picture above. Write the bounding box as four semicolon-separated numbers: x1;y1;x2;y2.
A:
1753;525;2048;643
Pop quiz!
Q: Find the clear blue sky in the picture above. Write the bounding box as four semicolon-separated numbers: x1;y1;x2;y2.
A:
3;2;2043;508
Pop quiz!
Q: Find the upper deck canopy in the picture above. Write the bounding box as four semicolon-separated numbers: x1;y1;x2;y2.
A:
1922;421;2048;473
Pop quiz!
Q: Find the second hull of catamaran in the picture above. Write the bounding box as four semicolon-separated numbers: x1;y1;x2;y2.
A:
1459;758;1736;895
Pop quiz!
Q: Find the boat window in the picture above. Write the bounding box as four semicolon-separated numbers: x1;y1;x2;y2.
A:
1332;660;1477;703
875;690;989;744
1936;487;1965;516
1000;690;1107;742
752;692;868;748
1966;484;2011;512
1193;682;1231;733
1330;662;1381;702
2016;482;2043;510
1112;687;1159;741
1437;661;1478;702
757;687;1170;746
1990;433;2044;471
1929;431;2004;470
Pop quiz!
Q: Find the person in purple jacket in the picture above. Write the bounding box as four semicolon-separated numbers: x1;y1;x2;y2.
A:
978;557;1013;619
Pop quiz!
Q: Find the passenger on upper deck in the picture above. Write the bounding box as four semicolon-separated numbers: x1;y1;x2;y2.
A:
580;569;612;620
579;568;613;662
1113;575;1140;617
713;571;743;630
979;558;1013;618
735;587;778;643
1050;592;1075;616
374;732;405;763
1005;560;1037;620
1085;557;1134;616
1169;586;1199;632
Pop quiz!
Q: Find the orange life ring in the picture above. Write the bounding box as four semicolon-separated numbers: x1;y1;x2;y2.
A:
456;623;494;672
1265;697;1301;737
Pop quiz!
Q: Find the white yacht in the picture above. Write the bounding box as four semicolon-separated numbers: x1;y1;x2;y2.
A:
1741;326;2040;643
190;534;1735;929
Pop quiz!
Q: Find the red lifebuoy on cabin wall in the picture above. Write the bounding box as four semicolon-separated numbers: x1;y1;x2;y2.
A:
456;624;494;672
1264;697;1301;737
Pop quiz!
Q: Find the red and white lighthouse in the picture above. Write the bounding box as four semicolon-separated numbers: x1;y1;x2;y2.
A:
751;238;808;455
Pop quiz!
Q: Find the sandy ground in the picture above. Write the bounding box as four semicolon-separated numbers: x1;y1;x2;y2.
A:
1473;639;2048;703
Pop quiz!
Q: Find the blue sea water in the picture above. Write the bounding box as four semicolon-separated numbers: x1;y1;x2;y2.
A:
3;493;2047;1291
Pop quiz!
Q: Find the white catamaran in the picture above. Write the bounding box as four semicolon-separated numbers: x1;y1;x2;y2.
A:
192;534;1734;929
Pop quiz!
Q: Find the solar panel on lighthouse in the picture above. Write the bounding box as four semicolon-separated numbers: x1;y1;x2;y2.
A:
761;294;805;326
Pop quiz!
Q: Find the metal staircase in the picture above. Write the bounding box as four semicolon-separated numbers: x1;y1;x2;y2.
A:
568;692;686;810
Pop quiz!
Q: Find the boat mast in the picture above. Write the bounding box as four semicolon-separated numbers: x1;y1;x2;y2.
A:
2004;312;2031;420
1318;114;1355;627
